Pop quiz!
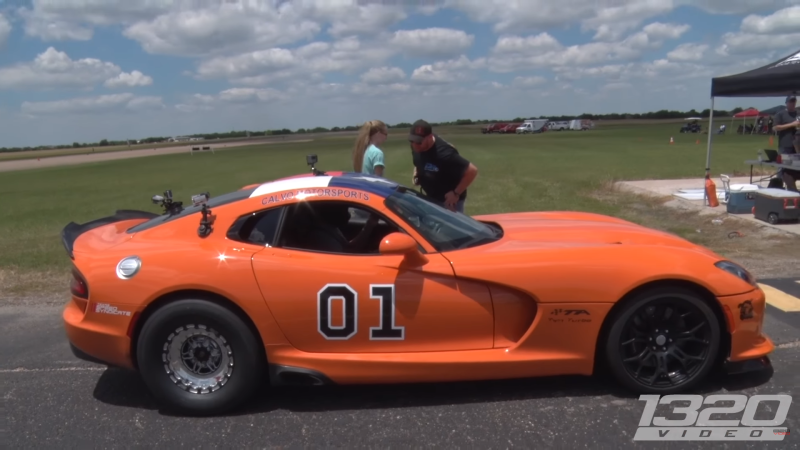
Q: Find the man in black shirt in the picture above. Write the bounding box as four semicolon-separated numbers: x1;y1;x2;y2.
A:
408;119;478;213
772;95;800;191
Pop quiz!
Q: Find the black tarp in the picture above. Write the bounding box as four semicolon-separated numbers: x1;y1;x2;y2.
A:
711;48;800;97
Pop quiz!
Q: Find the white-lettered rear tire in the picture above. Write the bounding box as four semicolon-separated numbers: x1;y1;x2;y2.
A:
136;299;265;416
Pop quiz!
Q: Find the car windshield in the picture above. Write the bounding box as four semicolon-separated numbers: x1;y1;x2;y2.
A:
383;188;502;252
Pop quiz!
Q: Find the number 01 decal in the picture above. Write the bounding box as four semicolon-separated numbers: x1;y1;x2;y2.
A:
317;283;404;341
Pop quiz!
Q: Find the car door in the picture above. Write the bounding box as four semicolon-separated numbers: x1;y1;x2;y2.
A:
250;200;495;354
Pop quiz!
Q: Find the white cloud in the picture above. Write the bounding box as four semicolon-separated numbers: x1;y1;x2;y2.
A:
351;82;412;97
642;22;691;40
121;4;321;57
740;5;800;33
14;0;414;56
104;70;154;88
683;0;800;15
447;0;677;36
487;22;690;72
217;87;287;103
16;6;93;41
389;28;474;58
21;93;164;115
304;2;408;38
511;76;548;87
0;14;11;48
360;67;406;84
174;87;288;113
410;55;486;85
581;0;676;41
492;33;562;54
667;43;709;61
193;36;397;86
0;47;152;91
715;5;800;55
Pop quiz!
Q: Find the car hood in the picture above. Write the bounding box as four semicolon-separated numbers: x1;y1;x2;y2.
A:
472;211;718;256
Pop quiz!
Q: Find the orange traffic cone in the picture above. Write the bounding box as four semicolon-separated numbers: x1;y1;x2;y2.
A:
696;139;699;144
705;175;719;207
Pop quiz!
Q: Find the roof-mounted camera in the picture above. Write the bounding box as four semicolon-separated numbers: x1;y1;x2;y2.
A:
307;154;326;176
152;190;183;215
192;191;215;238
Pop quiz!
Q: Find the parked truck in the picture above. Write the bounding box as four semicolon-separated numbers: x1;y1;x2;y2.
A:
516;119;548;134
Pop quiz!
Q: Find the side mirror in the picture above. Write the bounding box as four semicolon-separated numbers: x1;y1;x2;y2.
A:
379;232;428;266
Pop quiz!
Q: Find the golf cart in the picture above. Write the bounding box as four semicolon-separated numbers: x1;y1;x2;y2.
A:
680;117;702;133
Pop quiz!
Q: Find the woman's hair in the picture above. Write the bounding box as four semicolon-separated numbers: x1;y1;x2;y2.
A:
352;120;387;172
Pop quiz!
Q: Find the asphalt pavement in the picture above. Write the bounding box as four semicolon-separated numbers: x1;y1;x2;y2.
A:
2;280;799;449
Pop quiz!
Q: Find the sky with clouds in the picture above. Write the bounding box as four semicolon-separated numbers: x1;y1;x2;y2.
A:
1;0;800;148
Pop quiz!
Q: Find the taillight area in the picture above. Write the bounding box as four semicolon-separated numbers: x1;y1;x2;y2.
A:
70;268;89;299
783;198;798;209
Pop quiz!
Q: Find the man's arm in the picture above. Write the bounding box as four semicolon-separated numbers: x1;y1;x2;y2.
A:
437;144;478;199
774;111;798;131
453;163;478;195
774;121;798;131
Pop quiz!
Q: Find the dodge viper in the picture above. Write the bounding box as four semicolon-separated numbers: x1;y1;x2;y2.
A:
61;156;774;416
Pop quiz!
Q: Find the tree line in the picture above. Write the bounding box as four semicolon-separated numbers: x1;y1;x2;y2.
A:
0;106;752;153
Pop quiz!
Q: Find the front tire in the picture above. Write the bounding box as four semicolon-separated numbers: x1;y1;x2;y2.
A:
136;299;265;416
604;286;721;394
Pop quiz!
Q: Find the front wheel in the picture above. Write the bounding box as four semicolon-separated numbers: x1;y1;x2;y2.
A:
604;286;721;394
136;299;265;416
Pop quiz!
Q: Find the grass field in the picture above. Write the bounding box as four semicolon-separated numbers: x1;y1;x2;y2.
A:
0;120;789;295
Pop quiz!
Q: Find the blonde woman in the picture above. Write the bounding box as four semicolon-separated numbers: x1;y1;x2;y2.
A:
352;120;388;176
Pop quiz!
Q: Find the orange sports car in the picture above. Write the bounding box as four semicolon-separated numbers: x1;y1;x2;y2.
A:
61;156;774;416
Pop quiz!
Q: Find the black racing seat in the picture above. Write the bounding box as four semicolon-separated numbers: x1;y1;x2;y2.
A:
304;224;348;253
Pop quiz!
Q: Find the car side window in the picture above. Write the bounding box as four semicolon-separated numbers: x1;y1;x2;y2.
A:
276;200;402;255
227;207;284;246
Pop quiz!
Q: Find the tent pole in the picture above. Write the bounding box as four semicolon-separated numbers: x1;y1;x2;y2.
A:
703;97;715;207
705;97;714;176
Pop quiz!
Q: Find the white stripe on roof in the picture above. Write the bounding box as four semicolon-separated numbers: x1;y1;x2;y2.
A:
249;176;332;198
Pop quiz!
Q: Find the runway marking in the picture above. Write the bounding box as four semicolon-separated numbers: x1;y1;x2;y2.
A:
0;366;105;373
758;283;800;312
776;340;800;349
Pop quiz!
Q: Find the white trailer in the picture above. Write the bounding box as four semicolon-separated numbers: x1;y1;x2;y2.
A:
547;120;571;131
516;119;548;134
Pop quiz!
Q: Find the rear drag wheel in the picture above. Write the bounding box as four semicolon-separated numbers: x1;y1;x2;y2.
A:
136;299;265;416
605;286;721;394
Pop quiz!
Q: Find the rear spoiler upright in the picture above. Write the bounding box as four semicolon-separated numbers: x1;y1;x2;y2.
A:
61;209;159;259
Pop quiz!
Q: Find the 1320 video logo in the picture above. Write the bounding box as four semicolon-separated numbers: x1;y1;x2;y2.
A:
633;394;792;441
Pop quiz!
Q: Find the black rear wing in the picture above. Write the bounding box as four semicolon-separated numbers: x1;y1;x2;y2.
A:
61;210;159;259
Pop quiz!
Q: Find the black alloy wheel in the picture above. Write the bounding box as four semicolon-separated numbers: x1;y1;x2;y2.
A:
605;286;721;394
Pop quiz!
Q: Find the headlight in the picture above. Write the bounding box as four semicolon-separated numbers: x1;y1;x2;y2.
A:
715;260;757;287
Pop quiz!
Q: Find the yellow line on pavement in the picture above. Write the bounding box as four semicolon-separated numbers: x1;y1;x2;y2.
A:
758;283;800;312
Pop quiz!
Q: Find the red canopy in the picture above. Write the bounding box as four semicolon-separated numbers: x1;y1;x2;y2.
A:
732;108;766;117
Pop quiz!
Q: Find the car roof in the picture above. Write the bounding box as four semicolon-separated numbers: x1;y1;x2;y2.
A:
128;172;402;234
247;172;402;200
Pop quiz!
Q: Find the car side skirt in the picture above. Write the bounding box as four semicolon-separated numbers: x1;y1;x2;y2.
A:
264;345;594;384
